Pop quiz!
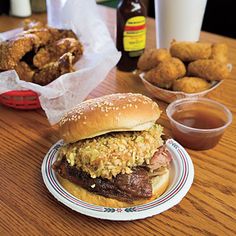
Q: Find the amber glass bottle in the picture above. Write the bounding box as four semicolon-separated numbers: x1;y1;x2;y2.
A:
116;0;147;72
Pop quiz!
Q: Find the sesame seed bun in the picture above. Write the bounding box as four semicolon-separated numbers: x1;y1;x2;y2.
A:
56;170;170;208
59;93;161;143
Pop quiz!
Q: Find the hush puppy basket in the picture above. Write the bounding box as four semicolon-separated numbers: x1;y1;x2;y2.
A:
137;41;231;103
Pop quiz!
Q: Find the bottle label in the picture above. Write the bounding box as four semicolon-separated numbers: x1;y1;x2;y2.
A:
123;16;146;55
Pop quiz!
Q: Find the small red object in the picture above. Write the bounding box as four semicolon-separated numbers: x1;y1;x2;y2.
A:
0;90;41;110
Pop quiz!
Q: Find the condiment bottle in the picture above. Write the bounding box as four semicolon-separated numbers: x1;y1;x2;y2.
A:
116;0;147;72
10;0;31;17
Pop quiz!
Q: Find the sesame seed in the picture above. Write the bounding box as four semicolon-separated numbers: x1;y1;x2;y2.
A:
59;93;155;126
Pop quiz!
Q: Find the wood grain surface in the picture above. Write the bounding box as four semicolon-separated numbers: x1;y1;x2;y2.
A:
1;6;236;236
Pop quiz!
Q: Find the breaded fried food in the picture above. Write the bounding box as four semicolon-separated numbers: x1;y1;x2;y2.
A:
22;28;57;47
144;58;186;89
137;48;171;71
23;19;45;30
210;43;228;63
173;77;211;93
0;34;39;70
33;38;83;69
23;26;78;47
14;61;35;82
188;59;230;81
33;52;74;86
49;28;78;42
0;20;82;85
170;41;212;62
58;29;78;40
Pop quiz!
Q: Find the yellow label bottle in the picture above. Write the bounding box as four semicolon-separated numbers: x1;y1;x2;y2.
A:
123;16;146;53
116;0;147;72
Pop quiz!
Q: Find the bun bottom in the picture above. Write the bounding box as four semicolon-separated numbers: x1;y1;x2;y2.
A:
57;171;170;208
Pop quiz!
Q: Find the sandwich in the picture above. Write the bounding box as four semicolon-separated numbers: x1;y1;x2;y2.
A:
53;93;172;207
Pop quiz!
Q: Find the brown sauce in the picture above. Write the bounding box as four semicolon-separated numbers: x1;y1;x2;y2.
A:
171;109;226;150
172;110;225;129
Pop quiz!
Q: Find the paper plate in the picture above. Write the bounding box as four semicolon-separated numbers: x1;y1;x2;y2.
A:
41;139;194;221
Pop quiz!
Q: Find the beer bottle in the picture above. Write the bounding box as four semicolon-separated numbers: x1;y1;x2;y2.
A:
116;0;147;72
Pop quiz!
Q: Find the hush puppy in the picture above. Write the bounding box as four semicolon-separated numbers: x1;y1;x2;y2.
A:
173;77;211;93
210;43;228;64
188;59;230;81
137;48;171;71
170;41;212;62
144;57;186;89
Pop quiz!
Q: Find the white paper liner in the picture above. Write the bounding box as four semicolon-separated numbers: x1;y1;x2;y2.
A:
0;0;121;125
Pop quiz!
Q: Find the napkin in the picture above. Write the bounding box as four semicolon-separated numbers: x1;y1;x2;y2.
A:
0;0;121;125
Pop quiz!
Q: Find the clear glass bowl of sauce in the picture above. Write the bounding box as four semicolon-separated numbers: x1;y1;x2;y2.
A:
166;98;232;150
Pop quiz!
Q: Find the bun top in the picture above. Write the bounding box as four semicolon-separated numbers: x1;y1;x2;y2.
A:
59;93;161;143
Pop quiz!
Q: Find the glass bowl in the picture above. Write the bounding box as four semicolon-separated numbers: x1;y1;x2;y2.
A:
166;97;232;150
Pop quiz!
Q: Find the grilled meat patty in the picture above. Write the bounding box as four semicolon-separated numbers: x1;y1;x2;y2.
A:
53;157;152;202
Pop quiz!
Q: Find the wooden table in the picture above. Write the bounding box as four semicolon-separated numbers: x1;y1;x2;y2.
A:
1;6;236;236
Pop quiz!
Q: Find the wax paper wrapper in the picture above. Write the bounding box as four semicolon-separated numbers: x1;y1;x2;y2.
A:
0;0;121;125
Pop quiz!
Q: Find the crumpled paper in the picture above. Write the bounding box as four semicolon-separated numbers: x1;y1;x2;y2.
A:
0;0;121;125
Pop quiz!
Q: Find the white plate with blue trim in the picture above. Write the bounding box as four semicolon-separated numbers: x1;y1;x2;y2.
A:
41;139;194;221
